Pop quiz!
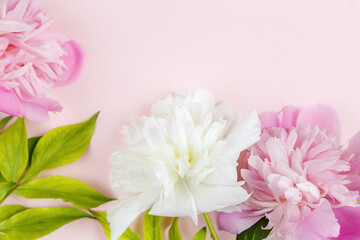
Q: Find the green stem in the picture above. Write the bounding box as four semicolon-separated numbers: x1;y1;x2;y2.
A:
0;169;28;205
203;213;219;240
0;184;19;205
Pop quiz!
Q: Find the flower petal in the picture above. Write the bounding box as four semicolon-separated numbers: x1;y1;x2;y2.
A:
332;206;360;240
21;97;62;122
0;87;22;117
56;40;84;86
297;104;341;140
107;190;158;240
223;110;261;155
190;88;215;124
279;105;299;131
0;19;31;34
343;131;360;191
260;111;280;130
149;180;198;223
189;182;250;214
217;210;263;234
293;199;340;240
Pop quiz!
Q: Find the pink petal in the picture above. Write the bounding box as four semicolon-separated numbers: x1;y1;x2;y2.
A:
279;105;299;131
0;19;31;34
344;131;360;191
56;40;84;86
0;37;9;50
217;210;263;234
332;206;360;240
21;97;62;122
346;131;360;157
0;87;22;117
293;199;340;240
260;106;299;131
260;112;280;130
297;104;341;140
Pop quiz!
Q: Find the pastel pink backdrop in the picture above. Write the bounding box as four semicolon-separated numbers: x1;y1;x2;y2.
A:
4;0;360;239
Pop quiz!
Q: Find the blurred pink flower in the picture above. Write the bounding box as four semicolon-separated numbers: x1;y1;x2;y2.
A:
218;105;360;240
0;0;83;121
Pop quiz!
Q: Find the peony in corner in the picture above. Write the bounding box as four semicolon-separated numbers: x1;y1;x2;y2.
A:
0;0;83;122
218;104;360;240
107;89;261;240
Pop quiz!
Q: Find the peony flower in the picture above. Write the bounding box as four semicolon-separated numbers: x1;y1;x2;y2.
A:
107;89;261;240
218;105;360;240
0;0;83;122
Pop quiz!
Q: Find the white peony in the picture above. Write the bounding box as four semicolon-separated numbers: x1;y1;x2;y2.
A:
107;89;261;240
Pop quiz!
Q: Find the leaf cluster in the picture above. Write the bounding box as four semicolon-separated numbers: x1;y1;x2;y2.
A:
0;114;114;240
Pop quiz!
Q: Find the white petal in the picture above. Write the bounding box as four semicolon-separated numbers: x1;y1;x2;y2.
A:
151;94;174;117
189;182;250;213
168;118;192;155
122;117;146;144
203;121;227;150
143;117;167;149
107;190;159;240
205;154;238;184
190;88;215;125
214;101;235;120
110;149;159;193
149;180;198;224
223;110;261;155
217;205;243;213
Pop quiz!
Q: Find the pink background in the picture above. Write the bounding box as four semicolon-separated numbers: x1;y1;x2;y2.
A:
4;0;360;239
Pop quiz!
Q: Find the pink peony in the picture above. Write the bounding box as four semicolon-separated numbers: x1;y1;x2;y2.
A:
218;105;360;240
0;0;83;122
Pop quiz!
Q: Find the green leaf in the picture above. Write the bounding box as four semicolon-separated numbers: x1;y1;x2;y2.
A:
0;174;5;182
22;112;99;182
0;174;15;201
0;118;28;182
0;182;15;201
0;234;8;240
119;228;142;240
236;217;271;240
0;205;26;223
89;211;111;240
90;211;141;240
192;227;206;240
0;207;93;240
169;217;182;240
14;176;113;209
27;137;41;168
0;117;12;131
143;210;162;240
